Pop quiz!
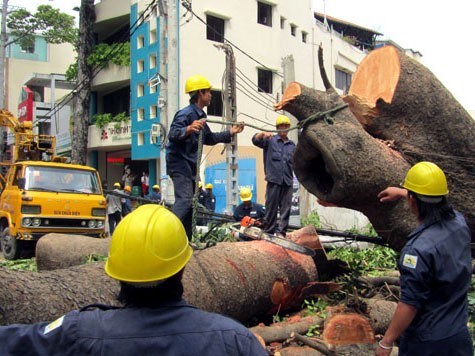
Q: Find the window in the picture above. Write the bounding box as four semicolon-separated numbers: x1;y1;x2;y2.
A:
335;68;352;93
137;35;144;49
20;41;35;53
137;132;144;146
150;105;157;119
280;16;285;29
137;60;144;73
150;28;157;43
137;108;144;121
257;2;272;27
137;84;144;97
207;90;223;116
290;24;296;37
302;31;308;43
149;54;157;69
258;69;273;93
206;15;224;43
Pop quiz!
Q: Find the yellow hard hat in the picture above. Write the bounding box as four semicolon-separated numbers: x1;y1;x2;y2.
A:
185;75;212;94
105;205;193;283
402;161;449;197
205;183;213;189
276;115;291;127
152;184;160;190
124;185;132;192
198;181;203;188
240;187;252;202
114;182;121;188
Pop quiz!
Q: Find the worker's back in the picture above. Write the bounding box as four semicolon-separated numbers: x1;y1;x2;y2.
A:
0;301;267;356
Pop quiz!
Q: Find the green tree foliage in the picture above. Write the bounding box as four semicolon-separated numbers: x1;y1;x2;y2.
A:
6;5;78;49
66;42;131;81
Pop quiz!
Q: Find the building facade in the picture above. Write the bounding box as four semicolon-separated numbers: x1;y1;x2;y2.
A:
89;0;382;226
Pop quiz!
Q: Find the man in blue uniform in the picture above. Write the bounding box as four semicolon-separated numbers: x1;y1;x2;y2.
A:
0;205;268;356
203;183;216;212
233;187;265;222
233;187;266;242
252;115;295;236
146;184;161;202
376;162;472;356
166;75;244;239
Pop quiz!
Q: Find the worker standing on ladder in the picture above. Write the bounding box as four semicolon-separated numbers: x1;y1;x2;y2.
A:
166;75;244;240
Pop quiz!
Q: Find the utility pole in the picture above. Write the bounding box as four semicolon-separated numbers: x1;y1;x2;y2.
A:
158;0;179;203
217;43;238;213
0;0;8;162
0;0;8;110
157;0;169;202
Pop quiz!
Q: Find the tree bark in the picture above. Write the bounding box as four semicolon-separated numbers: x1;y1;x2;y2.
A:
276;45;475;250
35;234;110;271
0;240;321;325
71;0;95;165
250;315;323;343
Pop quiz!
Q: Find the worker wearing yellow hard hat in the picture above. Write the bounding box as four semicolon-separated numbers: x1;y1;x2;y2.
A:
252;114;295;237
203;183;216;212
121;186;133;217
146;184;161;202
106;182;123;235
165;75;245;239
377;162;472;355
0;205;267;355
233;188;266;241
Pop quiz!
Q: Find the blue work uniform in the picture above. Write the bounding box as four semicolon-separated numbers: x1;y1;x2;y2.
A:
233;201;266;242
147;191;161;201
252;133;295;234
233;202;266;222
398;211;472;355
0;300;267;356
166;104;232;239
203;191;216;212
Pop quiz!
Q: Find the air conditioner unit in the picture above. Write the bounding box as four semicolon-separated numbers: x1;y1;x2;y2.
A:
151;124;160;138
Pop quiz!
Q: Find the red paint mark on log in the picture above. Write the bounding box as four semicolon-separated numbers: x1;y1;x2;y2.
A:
225;258;247;286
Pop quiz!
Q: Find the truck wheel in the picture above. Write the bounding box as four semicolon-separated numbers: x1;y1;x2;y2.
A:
1;227;22;260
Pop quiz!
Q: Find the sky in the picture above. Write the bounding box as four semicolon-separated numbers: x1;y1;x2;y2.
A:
312;0;475;111
9;0;475;111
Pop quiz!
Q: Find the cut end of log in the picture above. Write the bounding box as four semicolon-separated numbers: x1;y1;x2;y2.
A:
342;94;380;133
322;313;375;346
348;45;401;106
275;81;301;110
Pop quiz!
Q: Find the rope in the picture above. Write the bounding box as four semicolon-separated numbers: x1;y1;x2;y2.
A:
189;103;348;240
205;103;349;133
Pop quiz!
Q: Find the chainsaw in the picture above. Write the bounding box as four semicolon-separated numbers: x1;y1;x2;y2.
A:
230;217;315;256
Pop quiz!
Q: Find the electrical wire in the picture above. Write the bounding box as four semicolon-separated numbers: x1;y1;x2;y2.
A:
180;0;284;78
39;0;158;121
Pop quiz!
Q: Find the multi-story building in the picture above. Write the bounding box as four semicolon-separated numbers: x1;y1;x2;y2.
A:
2;35;75;161
88;0;382;225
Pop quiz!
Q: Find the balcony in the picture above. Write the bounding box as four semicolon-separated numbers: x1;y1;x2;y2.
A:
91;64;130;92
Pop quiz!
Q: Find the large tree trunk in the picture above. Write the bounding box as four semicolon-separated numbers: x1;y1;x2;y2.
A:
0;240;323;325
71;0;95;165
36;234;110;271
276;46;475;250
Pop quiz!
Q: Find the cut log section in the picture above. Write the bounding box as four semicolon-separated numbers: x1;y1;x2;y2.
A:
322;313;375;346
0;240;328;325
276;45;475;250
36;233;110;271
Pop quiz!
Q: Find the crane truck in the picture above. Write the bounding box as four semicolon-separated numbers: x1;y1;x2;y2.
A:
0;110;107;260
